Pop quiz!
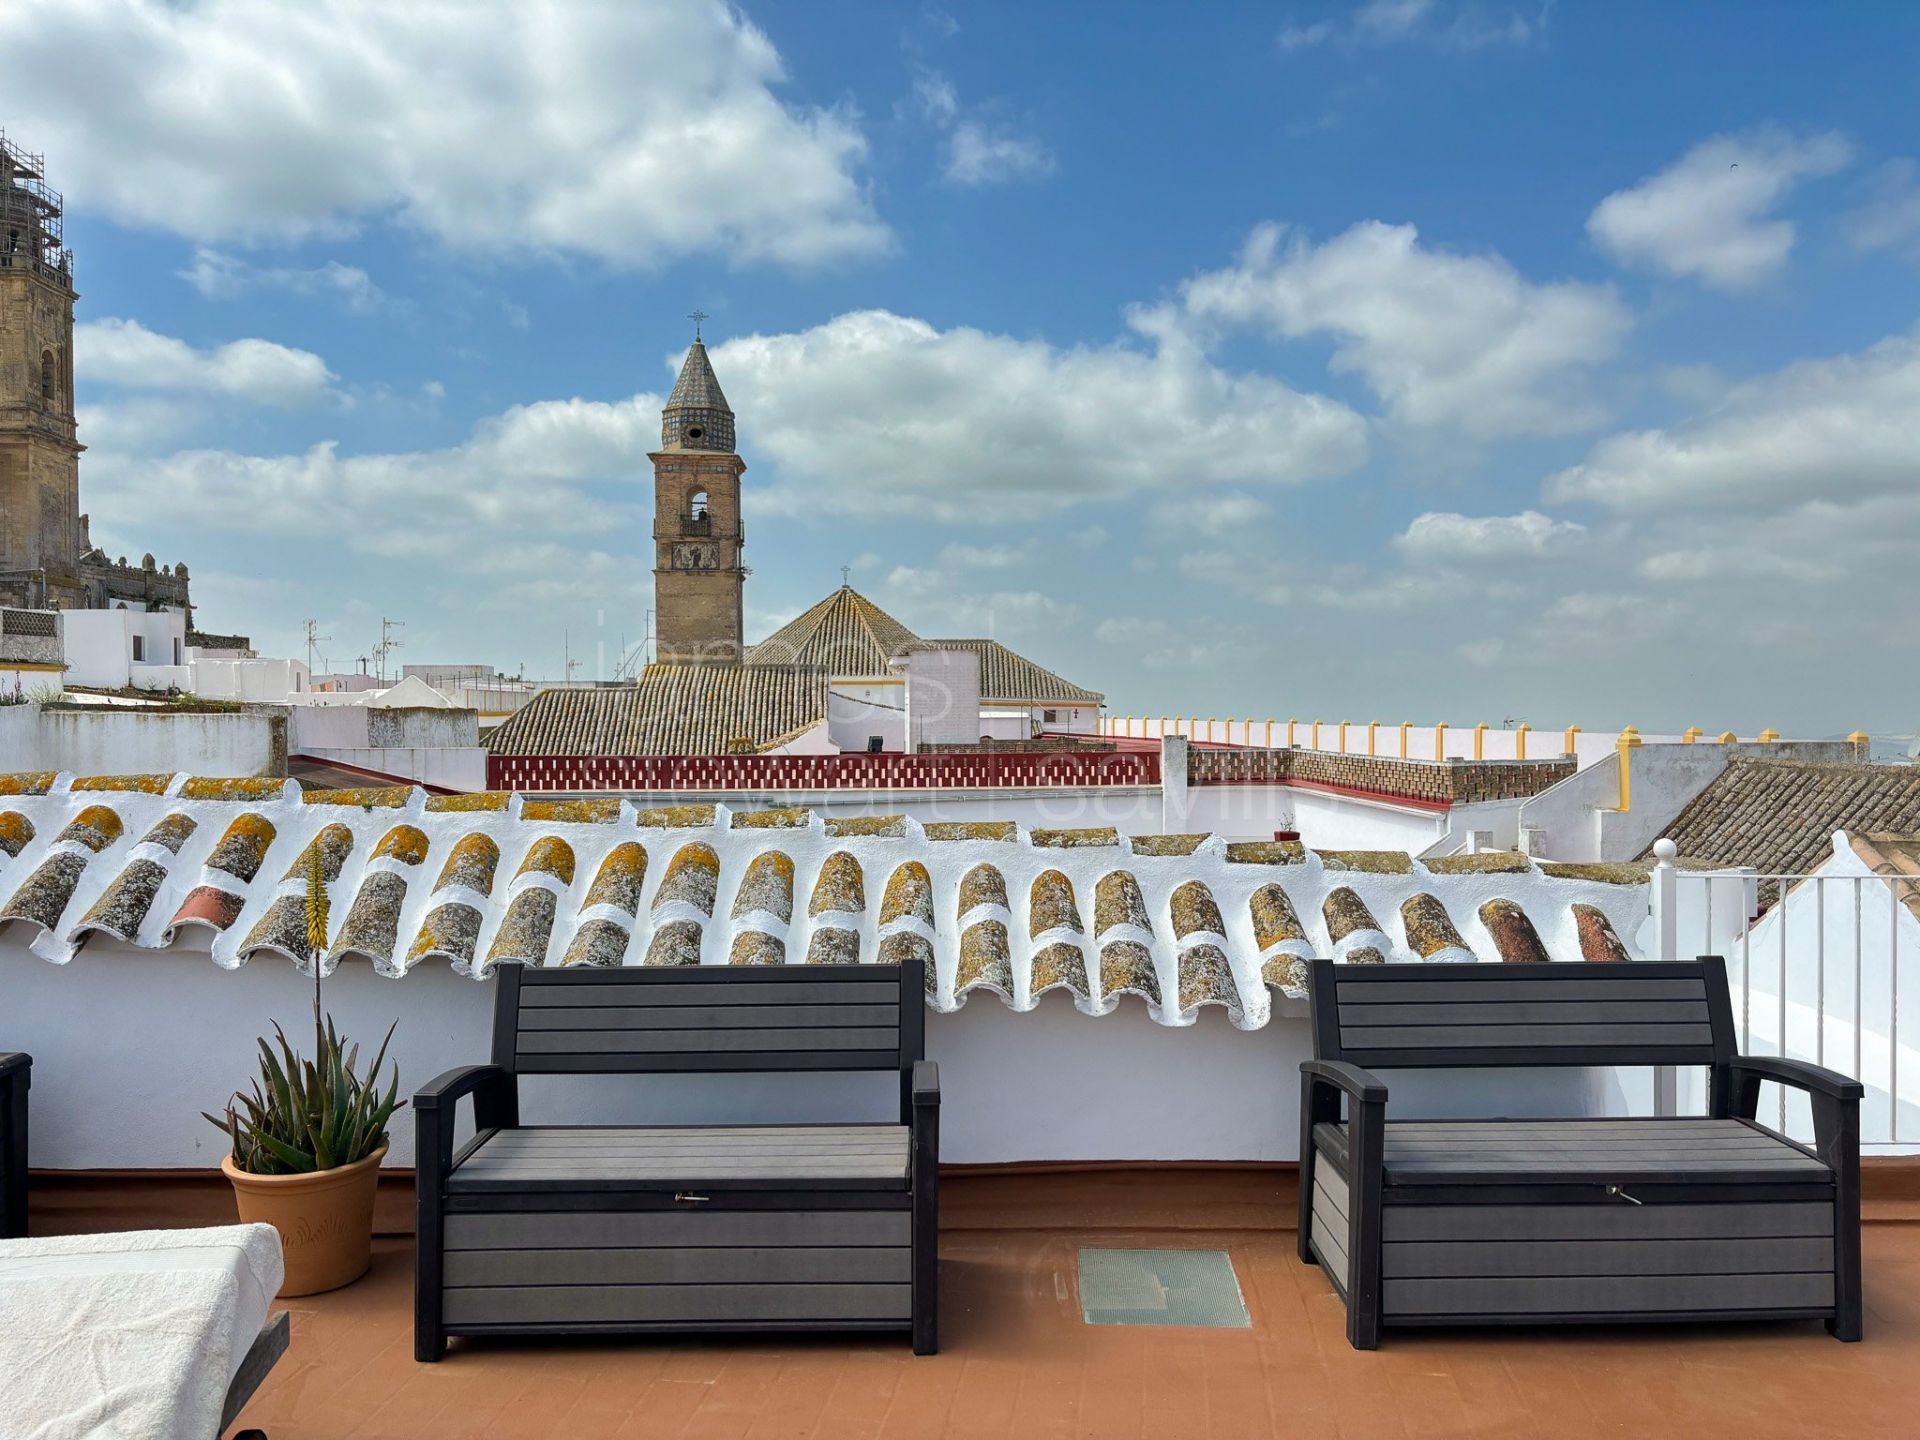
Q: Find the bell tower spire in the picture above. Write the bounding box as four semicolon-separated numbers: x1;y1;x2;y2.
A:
651;320;746;665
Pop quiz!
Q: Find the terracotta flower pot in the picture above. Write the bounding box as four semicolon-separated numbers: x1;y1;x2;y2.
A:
222;1141;388;1297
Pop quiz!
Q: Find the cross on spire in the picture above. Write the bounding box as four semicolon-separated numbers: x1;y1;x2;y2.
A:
688;308;709;340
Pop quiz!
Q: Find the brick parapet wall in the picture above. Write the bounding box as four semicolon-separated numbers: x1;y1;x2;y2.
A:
1188;746;1575;804
489;749;1160;793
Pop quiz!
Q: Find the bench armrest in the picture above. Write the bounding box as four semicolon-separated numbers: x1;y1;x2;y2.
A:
0;1053;29;1083
1730;1055;1864;1102
1301;1059;1389;1105
414;1065;517;1184
911;1060;940;1109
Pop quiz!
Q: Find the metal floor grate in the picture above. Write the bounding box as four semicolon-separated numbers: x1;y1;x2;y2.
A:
1077;1248;1251;1328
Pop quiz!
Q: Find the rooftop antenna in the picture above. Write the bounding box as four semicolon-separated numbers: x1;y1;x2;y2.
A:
301;619;331;676
688;307;708;340
374;616;405;684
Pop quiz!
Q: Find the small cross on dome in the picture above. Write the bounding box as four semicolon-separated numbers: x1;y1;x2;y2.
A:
688;308;709;340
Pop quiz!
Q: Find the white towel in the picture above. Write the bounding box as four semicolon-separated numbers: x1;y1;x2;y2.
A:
0;1224;284;1440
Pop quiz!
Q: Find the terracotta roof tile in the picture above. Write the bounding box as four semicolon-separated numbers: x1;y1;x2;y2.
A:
0;774;1657;1025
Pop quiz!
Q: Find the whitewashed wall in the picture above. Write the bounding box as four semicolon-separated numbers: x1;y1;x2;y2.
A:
5;942;1620;1169
0;705;282;776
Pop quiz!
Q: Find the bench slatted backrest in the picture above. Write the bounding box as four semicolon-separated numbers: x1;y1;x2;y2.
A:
1311;958;1735;1070
492;958;923;1075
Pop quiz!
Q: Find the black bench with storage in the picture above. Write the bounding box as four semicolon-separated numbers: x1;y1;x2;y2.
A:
1299;957;1863;1349
1;1051;27;1239
415;960;939;1360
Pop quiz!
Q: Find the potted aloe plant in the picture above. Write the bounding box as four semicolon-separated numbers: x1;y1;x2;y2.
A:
205;848;402;1295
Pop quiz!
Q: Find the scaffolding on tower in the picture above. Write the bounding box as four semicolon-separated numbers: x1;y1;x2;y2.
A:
0;130;72;283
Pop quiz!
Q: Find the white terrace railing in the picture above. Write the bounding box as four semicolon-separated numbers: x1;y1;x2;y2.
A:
1097;716;1861;772
1649;836;1918;1154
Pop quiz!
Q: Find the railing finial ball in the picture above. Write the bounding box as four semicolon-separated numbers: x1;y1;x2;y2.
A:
1652;838;1678;863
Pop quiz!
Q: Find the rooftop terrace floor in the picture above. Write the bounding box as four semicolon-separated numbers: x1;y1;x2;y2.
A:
41;1169;1920;1439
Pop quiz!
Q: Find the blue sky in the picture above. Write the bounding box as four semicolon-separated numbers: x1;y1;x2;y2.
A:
9;0;1920;735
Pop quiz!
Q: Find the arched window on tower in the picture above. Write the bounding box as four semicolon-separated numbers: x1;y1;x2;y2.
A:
40;350;56;404
688;489;710;533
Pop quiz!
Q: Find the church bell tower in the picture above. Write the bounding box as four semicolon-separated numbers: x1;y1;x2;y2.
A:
0;131;84;609
651;318;747;665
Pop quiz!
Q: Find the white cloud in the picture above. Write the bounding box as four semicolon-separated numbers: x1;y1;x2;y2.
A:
1281;0;1537;52
710;309;1367;520
1067;524;1109;550
179;249;386;314
1393;509;1587;562
75;318;338;408
1587;128;1853;290
1175;220;1629;437
912;66;1053;187
1545;327;1920;513
2;0;886;269
939;541;1032;569
946;123;1055;186
1845;158;1920;259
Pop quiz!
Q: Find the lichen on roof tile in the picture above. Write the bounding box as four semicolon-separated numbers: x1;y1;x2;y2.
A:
1;852;89;935
1170;880;1225;940
408;900;483;968
371;824;430;867
303;786;411;809
1129;834;1209;856
1539;860;1650;885
561;918;632;969
923;821;1016;842
334;871;410;966
1323;887;1382;944
1572;902;1631;963
1093;870;1151;935
635;803;717;828
1031;827;1118;850
72;774;171;794
1226;840;1306;866
1029;869;1083;936
1100;940;1160;1006
583;842;648;914
731;806;812;830
805;925;861;965
1425;851;1532;876
1177;944;1239;1013
514;835;577;887
423;791;510;813
1316;849;1414;875
432;833;499;895
0;772;57;796
656;842;720;914
179;776;288;802
825;815;908;838
877;930;934;984
730;930;786;966
1400;892;1470;959
958;862;1008;914
58;805;125;853
1032;941;1090;1001
956;918;1013;998
1479;897;1550;964
205;813;277;881
521;797;623;825
70;815;194;947
879;861;933;927
278;823;354;883
0;812;34;859
1250;883;1306;950
731;850;794;921
489;889;560;967
809;850;865;916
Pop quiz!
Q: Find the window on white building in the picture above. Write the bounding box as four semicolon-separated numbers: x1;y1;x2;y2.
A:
131;636;145;662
